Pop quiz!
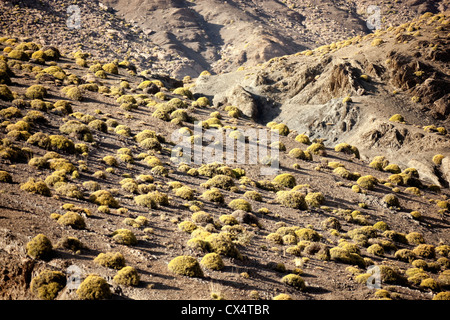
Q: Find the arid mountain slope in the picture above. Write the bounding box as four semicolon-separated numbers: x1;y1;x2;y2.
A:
192;11;450;186
102;0;450;76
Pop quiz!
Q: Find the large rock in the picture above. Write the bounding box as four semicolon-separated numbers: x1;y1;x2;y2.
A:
213;85;259;120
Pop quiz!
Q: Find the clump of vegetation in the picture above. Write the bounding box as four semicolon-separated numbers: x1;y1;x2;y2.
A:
228;199;252;212
306;142;325;155
0;85;14;101
201;188;225;203
113;266;140;286
276;191;308;209
357;175;378;190
383;194;400;207
295;134;311;145
334;143;360;159
89;190;119;208
111;229;137;246
26;234;53;260
0;170;13;183
168;256;203;277
330;246;366;268
205;233;242;259
389;114;405;123
25;85;47;100
413;244;436;259
57;211;86;229
203;174;235;190
200;253;225;270
20;178;51;196
273;173;296;188
76;275;111;300
30;269;66;300
94;252;126;270
305;192;325;207
281;274;306;291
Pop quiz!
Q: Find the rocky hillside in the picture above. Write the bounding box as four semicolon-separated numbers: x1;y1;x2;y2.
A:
193;11;450;188
0;11;449;301
1;0;449;77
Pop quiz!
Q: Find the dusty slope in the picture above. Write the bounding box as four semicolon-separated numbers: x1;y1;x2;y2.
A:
0;28;449;301
102;0;450;76
192;11;450;187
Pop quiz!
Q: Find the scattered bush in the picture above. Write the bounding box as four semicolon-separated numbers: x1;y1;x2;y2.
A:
89;190;119;208
111;229;137;245
200;253;225;270
76;275;111;300
273;173;296;188
281;274;306;291
276;191;308;209
113;266;140;286
334;143;360;159
20;178;51;196
25;85;47;100
168;256;203;277
383;194;400;207
30;269;66;300
26;234;53;260
57;211;86;229
0;85;14;101
228;199;252;212
0;170;13;183
94;252;126;270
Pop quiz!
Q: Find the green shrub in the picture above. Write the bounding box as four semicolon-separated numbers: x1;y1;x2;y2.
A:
64;86;83;101
273;173;296;188
173;87;193;99
306;142;326;155
30;269;66;300
288;148;306;159
0;84;14;101
94;252;126;270
295;134;311;145
330;246;366;268
111;229;137;245
305;192;324;207
276;191;308;209
200;253;225;270
49;135;75;153
102;63;119;74
334;143;360;159
60;120;93;142
357;175;377;190
113;266;140;286
20;178;51;196
389;114;405;122
8;49;29;61
201;188;225;203
168;256;203;277
89;190;119;208
281;274;306;291
228;199;252;212
204;174;235;190
406;232;425;245
26;234;53;260
25;85;47;100
55;236;84;252
57;211;86;229
383;194;400;207
76;275;111;300
0;170;13;183
384;164;401;174
205;233;242;259
413;244;436;259
272;123;290;136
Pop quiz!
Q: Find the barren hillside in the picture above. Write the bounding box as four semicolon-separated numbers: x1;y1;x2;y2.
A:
0;1;449;302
